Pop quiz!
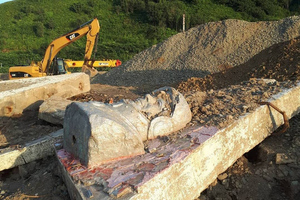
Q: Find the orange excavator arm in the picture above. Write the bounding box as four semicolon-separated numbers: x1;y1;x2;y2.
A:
41;18;100;74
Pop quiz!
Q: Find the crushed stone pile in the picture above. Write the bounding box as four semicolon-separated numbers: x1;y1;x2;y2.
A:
92;16;300;87
178;36;300;92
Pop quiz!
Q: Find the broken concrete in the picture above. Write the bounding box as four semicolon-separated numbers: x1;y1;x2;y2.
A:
63;87;192;167
0;73;90;117
39;96;73;125
57;82;300;200
0;129;63;171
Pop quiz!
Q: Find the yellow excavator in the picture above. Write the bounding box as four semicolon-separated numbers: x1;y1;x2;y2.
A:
64;59;122;68
9;18;100;80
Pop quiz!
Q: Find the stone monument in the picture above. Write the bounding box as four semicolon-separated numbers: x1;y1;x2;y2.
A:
63;87;192;167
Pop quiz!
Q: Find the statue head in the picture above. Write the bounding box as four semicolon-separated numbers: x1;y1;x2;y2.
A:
63;86;192;166
121;86;192;139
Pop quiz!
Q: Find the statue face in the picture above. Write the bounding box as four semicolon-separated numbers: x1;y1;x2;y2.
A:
132;93;168;119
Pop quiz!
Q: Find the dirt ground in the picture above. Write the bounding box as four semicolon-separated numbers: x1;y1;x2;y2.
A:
1;37;300;199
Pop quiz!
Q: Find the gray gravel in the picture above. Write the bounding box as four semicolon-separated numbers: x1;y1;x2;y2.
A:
92;16;300;87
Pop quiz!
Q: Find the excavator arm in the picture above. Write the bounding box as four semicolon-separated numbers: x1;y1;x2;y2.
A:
41;18;100;74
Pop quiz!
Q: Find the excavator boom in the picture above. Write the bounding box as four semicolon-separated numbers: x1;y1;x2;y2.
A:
65;59;122;68
41;18;100;74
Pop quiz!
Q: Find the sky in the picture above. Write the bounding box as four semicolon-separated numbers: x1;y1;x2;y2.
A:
0;0;12;4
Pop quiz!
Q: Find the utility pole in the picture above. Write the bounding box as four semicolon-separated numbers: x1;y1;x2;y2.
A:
183;13;185;32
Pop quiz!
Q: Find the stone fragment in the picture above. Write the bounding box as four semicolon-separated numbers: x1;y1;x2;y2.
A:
261;79;277;84
291;181;299;195
0;129;63;171
217;173;228;181
275;153;296;164
39;96;73;125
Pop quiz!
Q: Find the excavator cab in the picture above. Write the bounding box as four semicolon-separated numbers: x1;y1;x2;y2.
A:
47;57;69;75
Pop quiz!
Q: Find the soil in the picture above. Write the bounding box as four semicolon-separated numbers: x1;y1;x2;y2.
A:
1;18;300;199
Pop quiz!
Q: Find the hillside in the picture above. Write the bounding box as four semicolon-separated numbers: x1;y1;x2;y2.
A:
0;0;176;67
0;0;299;70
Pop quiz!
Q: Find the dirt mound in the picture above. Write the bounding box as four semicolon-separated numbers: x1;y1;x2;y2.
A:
185;79;296;129
178;36;300;92
92;16;300;87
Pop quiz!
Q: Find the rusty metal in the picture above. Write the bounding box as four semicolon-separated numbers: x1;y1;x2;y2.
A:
258;101;289;135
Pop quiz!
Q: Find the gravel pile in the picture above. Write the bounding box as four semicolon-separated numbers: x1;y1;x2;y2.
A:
92;16;300;86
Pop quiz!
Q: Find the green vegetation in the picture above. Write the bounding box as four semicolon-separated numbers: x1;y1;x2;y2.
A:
0;0;299;71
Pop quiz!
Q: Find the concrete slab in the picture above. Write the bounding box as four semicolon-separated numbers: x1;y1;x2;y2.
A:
0;73;90;116
57;82;300;200
0;129;63;171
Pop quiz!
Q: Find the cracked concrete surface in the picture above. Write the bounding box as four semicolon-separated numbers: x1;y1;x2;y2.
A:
0;73;90;116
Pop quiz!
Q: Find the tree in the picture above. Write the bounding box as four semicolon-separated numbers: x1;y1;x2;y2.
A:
33;22;44;37
278;0;292;9
69;2;89;14
45;19;55;30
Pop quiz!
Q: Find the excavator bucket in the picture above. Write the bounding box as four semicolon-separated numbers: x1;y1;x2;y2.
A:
82;65;98;77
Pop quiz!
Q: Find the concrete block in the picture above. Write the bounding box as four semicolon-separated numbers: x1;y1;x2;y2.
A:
0;129;63;171
39;96;73;125
57;82;300;200
0;73;90;117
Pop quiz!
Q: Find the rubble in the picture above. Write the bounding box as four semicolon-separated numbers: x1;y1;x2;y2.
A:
275;153;296;165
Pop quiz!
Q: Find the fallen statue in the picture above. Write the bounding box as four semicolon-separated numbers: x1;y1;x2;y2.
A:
63;87;192;167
